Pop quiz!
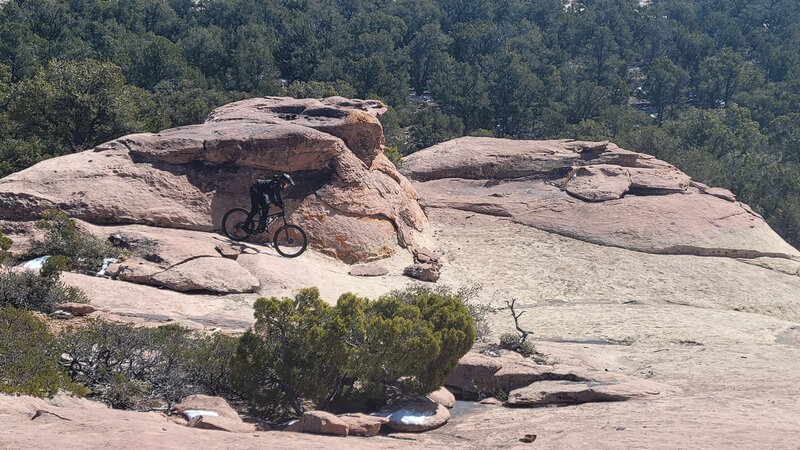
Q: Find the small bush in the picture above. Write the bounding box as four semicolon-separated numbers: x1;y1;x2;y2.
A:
0;306;82;397
233;287;475;415
384;144;404;166
499;332;536;356
61;321;238;409
0;268;88;313
31;209;122;273
104;374;152;410
0;232;12;265
501;299;537;356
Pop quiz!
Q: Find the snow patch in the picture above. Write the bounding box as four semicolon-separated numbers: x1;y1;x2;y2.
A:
22;255;50;271
183;410;220;420
374;409;434;425
96;258;120;277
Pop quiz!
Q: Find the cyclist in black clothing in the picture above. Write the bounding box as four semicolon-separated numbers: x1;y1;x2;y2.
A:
244;173;295;232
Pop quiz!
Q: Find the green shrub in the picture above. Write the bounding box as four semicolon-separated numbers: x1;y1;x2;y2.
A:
233;287;475;415
388;283;491;338
104;374;152;410
384;144;404;166
31;209;122;273
499;332;536;356
0;232;12;265
0;268;88;313
0;306;81;397
41;255;71;278
61;321;238;409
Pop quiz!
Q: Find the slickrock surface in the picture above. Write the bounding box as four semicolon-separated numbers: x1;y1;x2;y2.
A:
0;97;427;263
403;137;799;260
0;394;419;449
2;132;800;448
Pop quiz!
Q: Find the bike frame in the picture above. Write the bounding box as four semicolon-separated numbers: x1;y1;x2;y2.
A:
258;210;288;231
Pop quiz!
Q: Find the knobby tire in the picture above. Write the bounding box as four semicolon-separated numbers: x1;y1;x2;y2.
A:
222;207;252;241
273;224;307;258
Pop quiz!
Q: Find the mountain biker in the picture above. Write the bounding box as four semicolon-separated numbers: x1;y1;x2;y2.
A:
244;173;295;232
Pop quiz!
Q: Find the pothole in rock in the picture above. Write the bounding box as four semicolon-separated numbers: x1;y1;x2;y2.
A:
449;400;490;419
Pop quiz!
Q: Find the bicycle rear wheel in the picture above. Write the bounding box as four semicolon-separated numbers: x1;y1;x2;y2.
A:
222;207;253;241
273;224;307;257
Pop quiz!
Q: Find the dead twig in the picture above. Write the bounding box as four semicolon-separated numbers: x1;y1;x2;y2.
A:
505;299;533;345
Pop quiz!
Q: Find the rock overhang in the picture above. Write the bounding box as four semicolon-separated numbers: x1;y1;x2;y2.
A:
0;97;427;264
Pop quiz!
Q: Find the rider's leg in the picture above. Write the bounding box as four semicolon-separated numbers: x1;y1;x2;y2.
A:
257;196;271;231
244;190;260;230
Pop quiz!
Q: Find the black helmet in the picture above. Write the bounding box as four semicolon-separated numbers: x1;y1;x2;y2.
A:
278;173;295;186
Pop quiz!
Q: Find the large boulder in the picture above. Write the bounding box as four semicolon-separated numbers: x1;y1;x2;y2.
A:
426;387;456;409
290;411;349;436
174;395;255;433
444;352;554;399
0;97;427;264
404;137;800;260
337;413;388;437
148;257;259;293
88;223;259;294
375;398;450;432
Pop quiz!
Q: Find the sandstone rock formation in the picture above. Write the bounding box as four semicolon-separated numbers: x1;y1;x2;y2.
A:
2;132;799;449
403;262;440;282
444;351;550;399
175;394;255;433
403;246;443;282
426;387;456;409
375;398;451;432
0;394;407;448
118;256;259;293
288;410;349;436
506;378;663;406
403;137;799;260
55;302;95;316
84;222;261;294
337;413;389;437
0;97;427;263
444;348;669;405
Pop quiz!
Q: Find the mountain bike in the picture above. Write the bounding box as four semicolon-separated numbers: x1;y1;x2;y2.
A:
222;207;308;258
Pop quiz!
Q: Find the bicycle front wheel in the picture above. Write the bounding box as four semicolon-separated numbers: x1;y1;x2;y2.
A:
222;207;253;241
273;224;307;257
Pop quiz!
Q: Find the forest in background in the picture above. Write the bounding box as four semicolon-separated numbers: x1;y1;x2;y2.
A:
1;0;799;247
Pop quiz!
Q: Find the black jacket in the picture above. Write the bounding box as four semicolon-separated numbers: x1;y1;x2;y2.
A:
250;178;284;208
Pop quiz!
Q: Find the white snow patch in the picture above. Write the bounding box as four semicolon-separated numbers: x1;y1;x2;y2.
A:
378;409;434;425
22;255;50;271
96;258;120;276
183;410;220;419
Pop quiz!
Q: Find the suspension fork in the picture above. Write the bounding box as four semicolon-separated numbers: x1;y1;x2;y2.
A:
279;214;290;240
